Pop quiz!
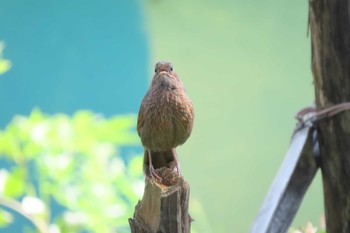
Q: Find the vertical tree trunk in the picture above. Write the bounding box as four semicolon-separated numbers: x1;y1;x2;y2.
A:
309;1;350;232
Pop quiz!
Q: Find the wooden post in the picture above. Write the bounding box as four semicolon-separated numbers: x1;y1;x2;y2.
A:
309;1;350;232
129;167;192;233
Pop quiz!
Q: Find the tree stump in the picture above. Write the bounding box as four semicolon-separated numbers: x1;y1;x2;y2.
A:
129;167;192;233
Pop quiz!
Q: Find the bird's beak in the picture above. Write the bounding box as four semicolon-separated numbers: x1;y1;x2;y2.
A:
157;71;171;78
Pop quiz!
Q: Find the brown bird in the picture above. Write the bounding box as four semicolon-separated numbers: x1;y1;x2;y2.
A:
137;61;194;181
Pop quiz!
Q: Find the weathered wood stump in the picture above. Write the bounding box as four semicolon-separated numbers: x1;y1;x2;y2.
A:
129;167;192;233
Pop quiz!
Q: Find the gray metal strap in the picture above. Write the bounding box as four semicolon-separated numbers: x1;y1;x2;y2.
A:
249;125;319;233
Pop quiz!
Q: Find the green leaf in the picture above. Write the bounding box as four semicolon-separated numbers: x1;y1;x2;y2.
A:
0;59;11;75
0;131;21;158
0;208;13;227
97;114;139;145
128;155;143;178
4;168;25;198
29;108;45;124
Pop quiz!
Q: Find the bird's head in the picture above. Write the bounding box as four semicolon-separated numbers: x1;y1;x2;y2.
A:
154;61;173;75
151;61;182;90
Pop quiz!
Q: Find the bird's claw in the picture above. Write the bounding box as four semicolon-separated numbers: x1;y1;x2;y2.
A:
149;165;162;182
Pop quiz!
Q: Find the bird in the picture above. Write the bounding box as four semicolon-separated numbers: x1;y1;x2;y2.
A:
137;61;194;181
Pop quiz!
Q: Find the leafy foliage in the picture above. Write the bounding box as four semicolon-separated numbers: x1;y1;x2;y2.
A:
0;109;143;233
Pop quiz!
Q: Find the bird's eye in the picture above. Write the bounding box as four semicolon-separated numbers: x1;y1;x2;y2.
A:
170;67;173;72
154;69;157;73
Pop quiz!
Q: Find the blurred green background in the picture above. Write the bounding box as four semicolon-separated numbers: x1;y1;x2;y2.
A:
0;0;324;232
146;0;323;232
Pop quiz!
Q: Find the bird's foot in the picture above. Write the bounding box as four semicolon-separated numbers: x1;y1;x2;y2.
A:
149;165;162;182
175;164;182;177
171;148;182;178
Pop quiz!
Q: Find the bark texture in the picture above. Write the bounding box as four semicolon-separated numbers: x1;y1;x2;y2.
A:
309;1;350;232
129;175;191;233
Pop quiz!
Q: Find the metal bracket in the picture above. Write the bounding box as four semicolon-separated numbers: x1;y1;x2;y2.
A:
249;123;319;233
